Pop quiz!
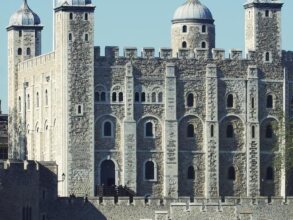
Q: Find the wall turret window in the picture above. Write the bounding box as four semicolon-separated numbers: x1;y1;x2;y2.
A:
187;93;194;107
144;161;156;181
187;166;195;180
226;124;234;138
182;41;187;49
201;41;206;49
26;48;31;56
266;167;274;180
227;94;234;108
145;121;154;138
228;166;236;181
18;48;22;55
182;25;187;33
187;124;195;138
266;95;273;108
202;25;206;33
85;13;88;21
103;121;113;137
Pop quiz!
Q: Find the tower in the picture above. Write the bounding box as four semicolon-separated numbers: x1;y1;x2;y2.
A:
7;0;43;159
244;0;283;61
171;0;215;57
54;0;95;196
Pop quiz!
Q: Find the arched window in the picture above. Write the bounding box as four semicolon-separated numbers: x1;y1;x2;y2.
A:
187;93;194;107
210;124;214;137
145;161;155;180
103;121;112;137
69;33;72;41
69;13;73;20
77;105;82;115
226;124;234;138
227;94;234;108
85;34;89;42
228;166;236;180
27;48;31;56
201;42;206;49
187;124;195;138
27;94;30;110
265;10;270;17
182;25;187;33
18;48;22;55
182;41;187;49
45;90;48;106
19;96;21;112
36;92;39;108
112;92;117;102
266;125;273;138
266;167;274;180
265;52;270;62
119;92;123;102
251;97;255;109
101;92;106;102
145;122;154;137
95;92;100;102
19;30;22;37
187;166;195;179
141;92;146;102
202;25;206;33
135;92;140;102
158;92;163;103
152;92;156;103
266;95;273;108
85;13;88;21
252;125;255;138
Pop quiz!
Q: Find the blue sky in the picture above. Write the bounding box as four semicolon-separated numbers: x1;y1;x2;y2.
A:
0;0;292;113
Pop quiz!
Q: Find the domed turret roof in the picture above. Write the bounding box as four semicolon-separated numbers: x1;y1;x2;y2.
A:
9;0;41;26
55;0;92;8
173;0;213;21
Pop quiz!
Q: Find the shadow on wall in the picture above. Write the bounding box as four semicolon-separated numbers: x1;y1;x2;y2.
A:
50;197;107;220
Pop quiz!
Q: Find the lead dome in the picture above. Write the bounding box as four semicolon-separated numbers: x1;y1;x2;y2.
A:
55;0;92;7
173;0;213;21
9;0;41;26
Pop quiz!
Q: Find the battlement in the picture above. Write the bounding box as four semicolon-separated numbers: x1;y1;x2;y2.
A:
282;50;293;62
94;46;255;61
18;52;55;72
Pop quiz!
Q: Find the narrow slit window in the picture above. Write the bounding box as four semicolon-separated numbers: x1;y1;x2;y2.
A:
19;30;22;37
145;122;154;137
145;161;155;180
112;92;117;102
187;166;195;179
227;94;234;108
252;125;255;138
187;124;195;138
265;10;270;17
265;52;270;62
251;97;255;109
27;94;30;110
141;92;146;102
202;25;206;33
45;90;48;106
266;95;273;108
182;25;187;33
187;93;194;107
103;121;112;137
158;92;163;103
36;92;39;108
152;92;156;103
69;33;72;41
118;92;123;102
85;13;88;21
210;124;214;137
69;13;73;20
85;34;89;42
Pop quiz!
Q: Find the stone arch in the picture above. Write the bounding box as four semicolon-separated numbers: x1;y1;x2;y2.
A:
178;115;204;151
95;84;107;102
95;115;121;150
98;158;119;186
219;115;245;151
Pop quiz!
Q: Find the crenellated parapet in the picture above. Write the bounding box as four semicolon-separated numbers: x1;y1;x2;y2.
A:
17;52;55;72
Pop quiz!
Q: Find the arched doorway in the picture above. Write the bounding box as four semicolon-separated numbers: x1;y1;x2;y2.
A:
101;160;116;186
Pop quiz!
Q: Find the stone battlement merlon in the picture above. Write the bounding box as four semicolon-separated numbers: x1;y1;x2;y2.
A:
94;46;256;61
18;52;55;72
0;160;40;172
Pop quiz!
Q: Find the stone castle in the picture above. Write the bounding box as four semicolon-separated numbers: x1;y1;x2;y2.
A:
7;0;293;200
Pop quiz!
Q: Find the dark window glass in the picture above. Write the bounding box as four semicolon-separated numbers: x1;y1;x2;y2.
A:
18;48;22;55
201;42;206;49
228;167;236;180
266;167;274;180
227;124;234;138
141;92;146;102
265;52;270;61
104;122;112;137
227;94;234;108
252;125;255;138
119;92;123;102
187;124;195;138
182;41;187;48
145;161;155;180
202;25;206;33
145;122;153;137
187;166;195;179
158;92;163;103
265;10;269;17
112;92;117;102
251;97;255;109
266;125;273;138
182;25;187;33
267;95;273;108
211;125;214;137
69;13;73;20
135;92;140;102
69;33;72;41
101;92;106;101
85;34;89;42
152;92;156;102
19;30;22;37
77;105;82;114
187;93;194;107
85;13;88;20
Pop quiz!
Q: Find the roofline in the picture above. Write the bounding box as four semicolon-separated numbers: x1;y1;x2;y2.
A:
172;18;214;25
6;25;44;31
54;5;96;13
244;2;283;9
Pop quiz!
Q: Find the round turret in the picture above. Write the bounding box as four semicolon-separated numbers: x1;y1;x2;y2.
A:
55;0;92;8
171;0;215;57
9;0;41;26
